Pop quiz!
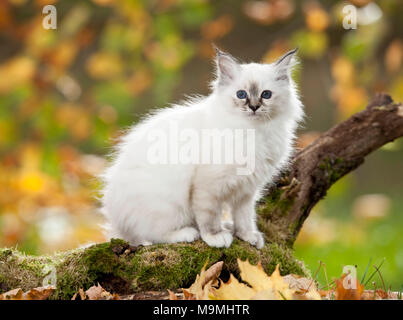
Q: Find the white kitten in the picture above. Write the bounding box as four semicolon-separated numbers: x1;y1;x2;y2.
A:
100;47;304;249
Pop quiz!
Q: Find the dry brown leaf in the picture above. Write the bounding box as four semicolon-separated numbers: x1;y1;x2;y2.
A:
183;261;223;300
201;261;223;288
24;286;55;300
335;274;364;300
168;289;178;300
361;289;401;300
78;288;86;300
72;284;119;300
0;286;55;300
283;274;321;300
85;283;105;300
85;283;118;300
182;288;196;300
0;288;23;300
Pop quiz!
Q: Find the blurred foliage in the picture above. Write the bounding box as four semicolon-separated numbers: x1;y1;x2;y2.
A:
0;0;402;288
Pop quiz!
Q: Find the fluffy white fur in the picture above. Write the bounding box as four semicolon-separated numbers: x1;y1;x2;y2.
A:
100;48;304;249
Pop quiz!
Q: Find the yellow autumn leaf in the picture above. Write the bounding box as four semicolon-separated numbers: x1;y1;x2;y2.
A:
207;260;322;300
211;274;256;300
184;261;220;300
238;259;272;292
265;264;296;300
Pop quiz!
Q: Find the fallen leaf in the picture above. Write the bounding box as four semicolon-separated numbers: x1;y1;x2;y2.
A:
181;261;224;300
0;286;55;300
78;288;86;300
84;283;118;300
201;261;223;288
283;274;321;300
86;283;105;300
212;274;256;300
335;274;364;300
168;290;178;300
0;288;23;300
210;260;319;300
238;259;272;292
24;286;55;300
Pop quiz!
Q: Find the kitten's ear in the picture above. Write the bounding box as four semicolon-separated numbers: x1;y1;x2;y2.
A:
274;48;298;81
214;45;239;86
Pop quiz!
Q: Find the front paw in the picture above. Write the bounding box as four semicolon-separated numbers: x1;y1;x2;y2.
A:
202;231;233;248
236;230;264;249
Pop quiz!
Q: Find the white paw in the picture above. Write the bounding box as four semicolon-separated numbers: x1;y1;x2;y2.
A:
166;227;200;243
236;230;264;249
180;227;200;242
202;231;233;248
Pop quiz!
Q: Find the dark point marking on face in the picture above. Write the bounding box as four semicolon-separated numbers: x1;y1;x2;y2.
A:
249;82;259;98
247;82;261;108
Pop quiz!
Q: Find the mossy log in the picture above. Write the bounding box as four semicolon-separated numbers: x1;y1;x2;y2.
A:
0;239;307;299
1;93;402;299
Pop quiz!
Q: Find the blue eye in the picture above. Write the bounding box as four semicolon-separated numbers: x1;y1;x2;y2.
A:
236;90;247;99
261;90;272;99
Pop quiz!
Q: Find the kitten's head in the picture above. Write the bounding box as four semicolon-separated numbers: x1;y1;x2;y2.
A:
211;46;302;122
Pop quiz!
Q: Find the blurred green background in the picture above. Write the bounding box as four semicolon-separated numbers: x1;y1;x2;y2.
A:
0;0;402;290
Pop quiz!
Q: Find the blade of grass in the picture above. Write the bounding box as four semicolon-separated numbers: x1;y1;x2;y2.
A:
322;262;330;291
364;258;386;287
360;257;372;284
307;260;322;291
372;264;387;293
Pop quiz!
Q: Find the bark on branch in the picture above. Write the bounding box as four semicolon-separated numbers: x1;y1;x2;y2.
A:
1;93;402;298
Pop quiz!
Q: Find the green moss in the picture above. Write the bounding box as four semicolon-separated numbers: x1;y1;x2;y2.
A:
0;239;309;299
318;157;346;185
262;188;283;213
260;188;293;219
